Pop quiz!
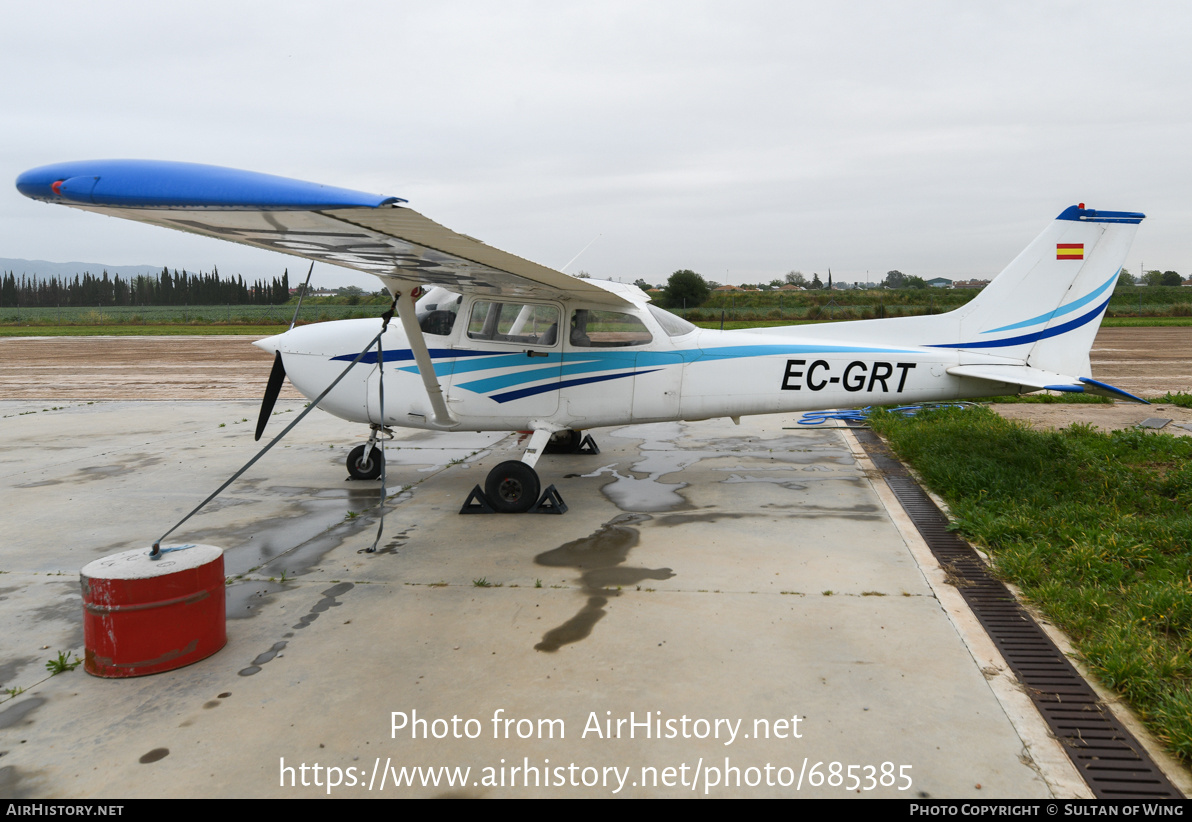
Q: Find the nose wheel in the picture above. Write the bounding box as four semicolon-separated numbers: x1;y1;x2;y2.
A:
346;424;392;481
347;444;384;480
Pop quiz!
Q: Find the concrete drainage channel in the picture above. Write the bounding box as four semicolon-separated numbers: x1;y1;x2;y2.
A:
848;424;1183;800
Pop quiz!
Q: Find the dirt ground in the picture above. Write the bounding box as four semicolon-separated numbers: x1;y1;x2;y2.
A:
0;326;1189;434
0;335;297;401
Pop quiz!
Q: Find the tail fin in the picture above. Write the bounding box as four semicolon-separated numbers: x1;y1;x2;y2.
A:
932;205;1144;376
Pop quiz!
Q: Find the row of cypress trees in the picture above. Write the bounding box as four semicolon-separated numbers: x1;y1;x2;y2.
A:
0;267;291;308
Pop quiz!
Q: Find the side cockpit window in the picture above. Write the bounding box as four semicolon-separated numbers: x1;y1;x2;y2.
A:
466;300;559;346
415;288;462;337
569;309;653;347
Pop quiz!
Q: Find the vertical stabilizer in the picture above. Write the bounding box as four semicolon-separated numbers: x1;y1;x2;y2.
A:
931;205;1143;377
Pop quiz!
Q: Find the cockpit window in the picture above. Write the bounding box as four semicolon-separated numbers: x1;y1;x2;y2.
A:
466;300;559;346
569;309;653;347
415;287;462;336
647;304;697;337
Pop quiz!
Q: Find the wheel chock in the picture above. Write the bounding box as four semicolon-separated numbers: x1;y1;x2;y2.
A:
459;485;496;514
577;434;600;455
529;485;568;514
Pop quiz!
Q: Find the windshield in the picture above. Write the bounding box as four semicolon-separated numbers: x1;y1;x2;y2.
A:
647;303;697;337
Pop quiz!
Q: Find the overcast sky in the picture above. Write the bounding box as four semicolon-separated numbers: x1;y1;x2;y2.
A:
3;1;1190;289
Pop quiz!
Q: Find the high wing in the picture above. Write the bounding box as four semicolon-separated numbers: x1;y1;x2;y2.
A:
16;159;632;307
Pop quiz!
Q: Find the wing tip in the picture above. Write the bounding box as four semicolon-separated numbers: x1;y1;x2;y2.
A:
16;159;404;211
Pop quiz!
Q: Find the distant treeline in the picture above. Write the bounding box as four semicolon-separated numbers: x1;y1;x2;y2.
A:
675;285;1192;322
0;267;291;308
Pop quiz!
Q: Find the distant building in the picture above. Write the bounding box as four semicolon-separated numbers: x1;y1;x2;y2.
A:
952;279;990;290
925;277;953;288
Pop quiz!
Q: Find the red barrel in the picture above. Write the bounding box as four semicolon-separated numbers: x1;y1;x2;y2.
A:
80;544;226;677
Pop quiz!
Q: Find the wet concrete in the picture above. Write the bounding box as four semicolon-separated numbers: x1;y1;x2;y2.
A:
5;400;1181;798
533;515;673;651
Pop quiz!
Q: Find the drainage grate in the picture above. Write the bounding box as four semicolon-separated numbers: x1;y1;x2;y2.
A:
849;425;1182;799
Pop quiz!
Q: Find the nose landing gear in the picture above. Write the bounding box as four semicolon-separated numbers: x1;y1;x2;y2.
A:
347;444;384;481
346;424;393;481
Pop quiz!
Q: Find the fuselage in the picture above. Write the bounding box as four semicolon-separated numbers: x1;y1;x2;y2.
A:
257;288;1022;432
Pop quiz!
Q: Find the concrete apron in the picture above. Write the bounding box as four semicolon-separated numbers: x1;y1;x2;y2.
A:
1;401;1070;798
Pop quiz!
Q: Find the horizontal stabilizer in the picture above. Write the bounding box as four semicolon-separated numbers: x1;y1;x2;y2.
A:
946;365;1149;403
1079;377;1150;404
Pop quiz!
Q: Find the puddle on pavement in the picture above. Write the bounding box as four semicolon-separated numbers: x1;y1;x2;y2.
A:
591;423;856;513
533;515;673;652
238;641;288;677
17;454;165;488
239;583;354;675
590;470;690;512
225;580;286;620
192;485;396;577
138;748;169;764
0;696;45;730
292;582;353;630
0;655;38;690
0;764;40;800
648;501;882;527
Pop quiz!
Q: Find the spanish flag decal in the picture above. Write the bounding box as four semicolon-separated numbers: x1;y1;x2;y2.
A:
1057;243;1084;260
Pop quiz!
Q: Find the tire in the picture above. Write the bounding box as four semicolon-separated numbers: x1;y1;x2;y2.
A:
484;460;541;513
544;429;582;454
347;444;384;480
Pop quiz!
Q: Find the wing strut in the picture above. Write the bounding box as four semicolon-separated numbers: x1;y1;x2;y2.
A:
393;281;456;428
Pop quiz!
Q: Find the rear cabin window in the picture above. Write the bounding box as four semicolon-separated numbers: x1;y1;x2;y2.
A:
466;301;559;346
569;309;653;347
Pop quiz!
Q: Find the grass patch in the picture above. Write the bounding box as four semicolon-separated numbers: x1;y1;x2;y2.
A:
1157;393;1192;409
45;650;82;675
1102;317;1192;327
868;405;1192;763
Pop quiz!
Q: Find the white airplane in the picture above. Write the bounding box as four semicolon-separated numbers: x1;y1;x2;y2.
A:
17;160;1147;512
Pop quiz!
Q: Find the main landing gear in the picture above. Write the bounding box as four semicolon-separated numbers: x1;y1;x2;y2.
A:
461;428;600;515
484;460;542;513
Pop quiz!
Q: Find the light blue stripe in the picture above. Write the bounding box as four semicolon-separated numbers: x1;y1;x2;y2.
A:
983;271;1119;334
406;343;919;394
930;294;1110;350
458;356;637;393
398;351;573;378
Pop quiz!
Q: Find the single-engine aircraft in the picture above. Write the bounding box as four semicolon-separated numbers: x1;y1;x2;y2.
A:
17;160;1147;512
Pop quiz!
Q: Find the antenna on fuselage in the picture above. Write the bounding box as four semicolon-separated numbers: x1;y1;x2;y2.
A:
560;233;601;273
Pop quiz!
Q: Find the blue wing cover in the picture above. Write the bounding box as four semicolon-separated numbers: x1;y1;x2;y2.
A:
16;159;403;210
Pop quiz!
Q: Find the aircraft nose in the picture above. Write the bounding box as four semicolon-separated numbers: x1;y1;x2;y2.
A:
254;333;282;354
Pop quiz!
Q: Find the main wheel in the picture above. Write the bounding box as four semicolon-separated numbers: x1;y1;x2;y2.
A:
544;429;582;454
485;460;541;513
347;444;384;480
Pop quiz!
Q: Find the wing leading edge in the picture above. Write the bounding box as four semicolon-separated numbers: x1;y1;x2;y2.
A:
16;160;632;307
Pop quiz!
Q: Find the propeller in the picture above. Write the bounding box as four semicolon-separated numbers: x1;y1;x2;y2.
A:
255;350;287;441
256;260;313;441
